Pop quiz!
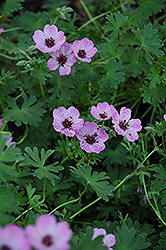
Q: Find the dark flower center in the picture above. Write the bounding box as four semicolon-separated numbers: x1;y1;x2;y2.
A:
99;112;107;119
62;119;73;129
78;50;86;58
0;245;11;250
85;133;98;145
57;54;67;66
45;37;55;48
42;235;53;247
119;120;128;131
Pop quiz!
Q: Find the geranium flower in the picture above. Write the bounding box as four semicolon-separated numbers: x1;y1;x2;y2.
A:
72;38;97;62
112;107;142;142
47;42;76;75
75;121;109;153
53;106;84;137
0;28;4;35
4;135;16;148
0;224;30;250
25;215;72;250
33;24;66;53
0;119;3;129
91;102;117;120
92;228;116;250
163;114;166;121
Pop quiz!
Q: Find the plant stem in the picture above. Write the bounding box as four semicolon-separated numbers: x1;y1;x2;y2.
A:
16;124;28;145
79;0;102;35
142;173;166;226
49;184;88;215
0;52;19;60
38;77;50;103
2;27;21;33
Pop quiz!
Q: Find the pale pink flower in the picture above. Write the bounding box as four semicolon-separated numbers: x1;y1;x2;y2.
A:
0;28;4;35
25;215;72;250
33;24;66;53
75;121;109;153
0;224;30;250
112;107;142;142
91;102;117;121
163;114;166;121
4;135;16;149
47;42;76;75
92;228;116;250
72;38;97;62
53;106;84;137
0;119;3;129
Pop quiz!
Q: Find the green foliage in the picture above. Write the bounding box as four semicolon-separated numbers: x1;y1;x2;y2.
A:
147;66;162;88
22;147;64;185
3;94;46;127
132;23;164;64
4;0;25;16
140;85;166;107
0;134;23;183
114;225;151;250
103;12;128;39
70;164;115;201
99;58;125;89
138;0;165;19
153;165;166;205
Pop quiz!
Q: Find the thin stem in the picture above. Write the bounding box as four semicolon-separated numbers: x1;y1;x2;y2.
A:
11;207;33;224
49;184;88;215
142;173;166;226
69;197;101;220
2;27;21;33
0;52;19;60
38;77;50;103
150;107;156;124
140;105;153;120
41;176;46;203
136;45;143;64
79;0;102;35
16;124;28;145
78;11;111;31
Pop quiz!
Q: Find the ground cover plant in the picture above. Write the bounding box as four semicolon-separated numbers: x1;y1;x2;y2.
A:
0;0;166;249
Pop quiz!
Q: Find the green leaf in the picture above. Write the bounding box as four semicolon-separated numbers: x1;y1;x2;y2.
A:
147;65;161;88
114;225;151;250
140;85;166;107
98;42;125;60
132;23;164;64
103;12;128;39
3;94;46;127
121;47;149;78
0;134;22;183
70;165;115;201
1;34;32;55
99;58;125;89
138;0;165;19
5;0;25;16
22;147;64;185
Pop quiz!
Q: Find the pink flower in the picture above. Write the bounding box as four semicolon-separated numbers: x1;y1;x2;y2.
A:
53;106;84;137
3;135;16;149
0;119;3;129
0;224;30;250
72;38;97;62
92;228;116;250
75;121;109;153
47;42;76;76
25;215;72;250
0;28;4;35
163;114;166;121
33;24;66;53
91;102;117;121
112;107;142;142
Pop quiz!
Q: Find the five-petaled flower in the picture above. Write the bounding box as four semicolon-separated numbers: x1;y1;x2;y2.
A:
91;102;117;121
75;121;109;153
112;107;142;142
0;224;30;250
53;106;84;137
25;215;72;250
47;42;76;75
33;24;66;53
72;38;97;62
92;228;116;250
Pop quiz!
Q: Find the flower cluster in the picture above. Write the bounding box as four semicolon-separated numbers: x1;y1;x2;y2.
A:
33;24;97;76
0;215;72;250
52;102;142;154
92;228;116;250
